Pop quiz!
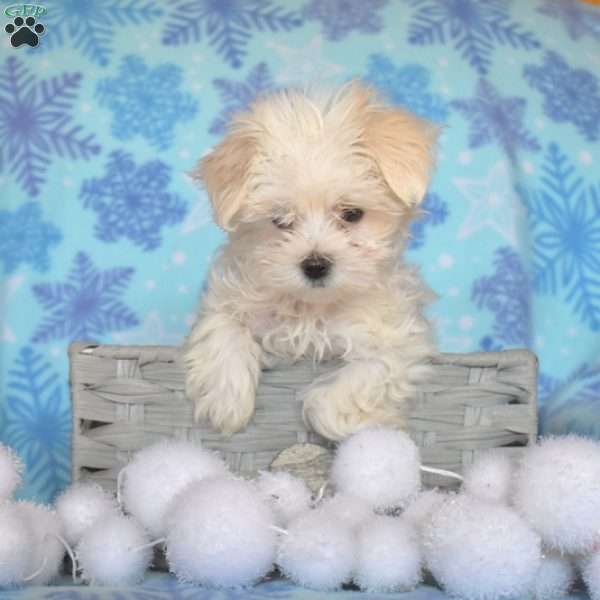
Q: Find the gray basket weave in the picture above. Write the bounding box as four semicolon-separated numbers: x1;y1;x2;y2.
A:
69;342;537;491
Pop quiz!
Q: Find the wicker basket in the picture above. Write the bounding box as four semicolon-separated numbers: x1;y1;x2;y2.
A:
69;342;538;491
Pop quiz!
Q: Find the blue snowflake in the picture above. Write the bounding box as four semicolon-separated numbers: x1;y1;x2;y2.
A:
452;78;540;161
409;193;449;250
4;347;70;503
365;54;449;123
537;0;600;42
31;252;139;343
0;202;61;274
80;151;187;251
472;247;531;351
521;144;600;331
540;363;600;437
524;51;600;142
0;57;100;197
34;0;163;67
404;0;540;75
303;0;388;41
210;62;275;135
96;55;198;151
162;0;302;69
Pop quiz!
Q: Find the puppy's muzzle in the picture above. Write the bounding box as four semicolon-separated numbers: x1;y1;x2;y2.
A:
300;254;332;281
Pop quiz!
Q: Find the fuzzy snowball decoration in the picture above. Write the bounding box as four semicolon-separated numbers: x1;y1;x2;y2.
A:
423;495;541;600
463;451;514;504
582;551;600;600
355;515;422;592
277;509;355;590
513;435;600;554
77;514;152;585
16;502;64;585
256;471;311;526
330;427;421;511
0;443;23;499
121;439;229;537
0;503;36;586
534;552;575;600
314;494;373;530
166;478;276;588
402;489;448;533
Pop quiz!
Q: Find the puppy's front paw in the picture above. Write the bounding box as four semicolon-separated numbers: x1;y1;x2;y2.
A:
186;367;256;434
302;365;405;441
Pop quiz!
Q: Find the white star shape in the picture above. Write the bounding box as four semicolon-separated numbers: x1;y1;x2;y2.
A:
266;36;344;85
454;161;524;245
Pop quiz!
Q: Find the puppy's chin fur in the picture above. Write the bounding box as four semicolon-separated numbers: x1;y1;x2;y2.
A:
183;81;439;441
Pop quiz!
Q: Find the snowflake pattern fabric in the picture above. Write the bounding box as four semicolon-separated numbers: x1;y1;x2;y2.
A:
404;0;540;75
524;51;600;142
31;252;139;343
80;150;187;251
96;55;199;150
210;62;275;135
452;78;540;161
0;203;61;274
162;0;302;68
0;57;101;196
1;3;600;583
303;0;388;41
365;54;449;123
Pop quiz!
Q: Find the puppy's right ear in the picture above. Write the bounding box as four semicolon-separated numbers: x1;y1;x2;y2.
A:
191;123;256;232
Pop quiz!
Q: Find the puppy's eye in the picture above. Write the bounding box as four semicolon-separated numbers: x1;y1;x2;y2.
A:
340;208;364;223
272;216;293;230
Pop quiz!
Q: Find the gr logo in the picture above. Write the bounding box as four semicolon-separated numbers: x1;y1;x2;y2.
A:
4;4;46;17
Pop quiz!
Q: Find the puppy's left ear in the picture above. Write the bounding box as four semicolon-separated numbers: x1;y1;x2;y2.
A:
365;107;440;208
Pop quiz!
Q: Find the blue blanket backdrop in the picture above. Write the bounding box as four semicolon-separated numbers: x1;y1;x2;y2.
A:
1;0;600;511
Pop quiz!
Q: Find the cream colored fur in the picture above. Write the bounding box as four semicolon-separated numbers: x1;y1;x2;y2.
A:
183;81;439;441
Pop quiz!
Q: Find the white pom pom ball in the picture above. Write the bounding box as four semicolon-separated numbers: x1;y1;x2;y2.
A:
277;509;355;590
55;481;118;546
256;471;311;526
330;428;421;510
582;550;600;600
0;444;23;499
402;489;448;533
463;451;514;504
315;494;373;530
166;478;276;587
423;495;541;600
534;552;575;600
513;435;600;554
77;514;152;585
16;502;64;585
355;515;422;592
0;503;35;586
122;439;228;537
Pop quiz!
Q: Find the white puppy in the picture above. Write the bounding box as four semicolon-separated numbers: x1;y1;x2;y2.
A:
183;81;438;441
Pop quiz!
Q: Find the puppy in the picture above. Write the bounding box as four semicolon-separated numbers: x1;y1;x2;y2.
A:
183;81;438;441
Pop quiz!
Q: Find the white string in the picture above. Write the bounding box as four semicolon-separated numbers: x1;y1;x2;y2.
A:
51;532;78;583
270;525;289;536
311;482;327;507
22;556;48;583
116;466;127;509
420;465;464;482
132;537;166;554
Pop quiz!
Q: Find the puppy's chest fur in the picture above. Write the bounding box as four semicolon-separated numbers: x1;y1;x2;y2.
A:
245;299;401;365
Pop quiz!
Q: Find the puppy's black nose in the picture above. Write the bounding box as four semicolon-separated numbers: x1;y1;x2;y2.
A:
301;255;331;280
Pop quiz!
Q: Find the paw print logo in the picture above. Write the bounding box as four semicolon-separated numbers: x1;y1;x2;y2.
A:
5;16;45;47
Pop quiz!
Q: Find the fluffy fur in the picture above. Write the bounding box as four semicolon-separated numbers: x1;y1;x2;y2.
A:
183;81;438;440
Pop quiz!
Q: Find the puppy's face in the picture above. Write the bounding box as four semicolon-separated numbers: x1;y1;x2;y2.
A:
194;83;438;304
